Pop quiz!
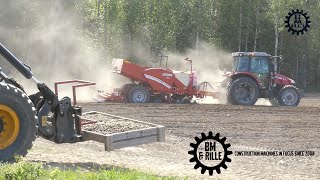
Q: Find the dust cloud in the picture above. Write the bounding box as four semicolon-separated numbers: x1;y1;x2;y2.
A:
166;41;233;104
0;0;120;102
0;1;264;105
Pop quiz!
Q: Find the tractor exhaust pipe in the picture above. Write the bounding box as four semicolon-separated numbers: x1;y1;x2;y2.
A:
0;43;33;79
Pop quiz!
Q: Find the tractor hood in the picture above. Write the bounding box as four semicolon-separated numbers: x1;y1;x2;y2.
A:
274;73;295;85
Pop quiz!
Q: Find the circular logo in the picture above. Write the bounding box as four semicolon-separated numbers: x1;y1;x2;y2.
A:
188;131;232;175
284;9;311;35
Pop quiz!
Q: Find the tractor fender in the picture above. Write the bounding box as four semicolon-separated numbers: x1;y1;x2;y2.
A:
229;72;261;89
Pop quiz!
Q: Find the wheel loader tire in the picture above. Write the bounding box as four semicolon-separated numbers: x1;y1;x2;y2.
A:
228;77;259;106
0;83;37;162
277;85;301;106
128;86;150;103
29;92;43;107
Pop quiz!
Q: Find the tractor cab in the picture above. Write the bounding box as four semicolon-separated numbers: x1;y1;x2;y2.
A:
232;52;274;72
231;52;274;89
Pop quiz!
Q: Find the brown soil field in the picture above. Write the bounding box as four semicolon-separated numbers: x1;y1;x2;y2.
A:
25;94;320;179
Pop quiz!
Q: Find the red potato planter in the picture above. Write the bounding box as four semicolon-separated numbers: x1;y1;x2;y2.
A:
100;58;219;104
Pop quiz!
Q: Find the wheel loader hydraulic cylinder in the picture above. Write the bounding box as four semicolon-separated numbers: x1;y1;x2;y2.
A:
0;43;33;79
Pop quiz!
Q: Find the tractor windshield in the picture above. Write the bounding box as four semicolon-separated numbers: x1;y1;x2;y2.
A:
250;56;269;73
233;56;250;72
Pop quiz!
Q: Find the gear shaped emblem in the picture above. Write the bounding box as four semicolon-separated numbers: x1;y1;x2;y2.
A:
284;9;311;35
188;131;232;175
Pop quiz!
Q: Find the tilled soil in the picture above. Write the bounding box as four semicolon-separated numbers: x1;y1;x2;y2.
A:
82;113;150;135
25;94;320;179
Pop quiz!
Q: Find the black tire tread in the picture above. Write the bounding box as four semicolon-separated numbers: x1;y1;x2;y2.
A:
228;77;259;106
277;85;301;106
120;83;135;102
0;83;37;162
128;85;150;103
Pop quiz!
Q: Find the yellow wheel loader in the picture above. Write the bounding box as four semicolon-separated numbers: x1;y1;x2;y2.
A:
0;43;82;162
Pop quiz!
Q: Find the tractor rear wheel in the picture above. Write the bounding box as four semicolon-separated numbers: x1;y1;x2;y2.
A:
226;80;235;105
228;77;259;106
277;85;301;106
0;83;37;162
128;85;150;103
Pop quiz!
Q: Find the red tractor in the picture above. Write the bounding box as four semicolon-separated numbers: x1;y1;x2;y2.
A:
223;52;303;106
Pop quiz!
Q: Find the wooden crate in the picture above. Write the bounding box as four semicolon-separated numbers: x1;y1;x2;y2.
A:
81;111;165;151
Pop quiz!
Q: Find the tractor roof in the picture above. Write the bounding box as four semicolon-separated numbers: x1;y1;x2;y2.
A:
231;52;271;57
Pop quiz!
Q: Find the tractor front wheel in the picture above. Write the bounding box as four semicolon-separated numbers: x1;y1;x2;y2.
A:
128;86;150;103
0;83;37;162
277;85;301;106
228;77;259;106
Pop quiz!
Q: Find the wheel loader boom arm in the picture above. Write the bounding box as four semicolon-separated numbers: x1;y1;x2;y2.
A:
0;43;33;79
0;42;82;143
